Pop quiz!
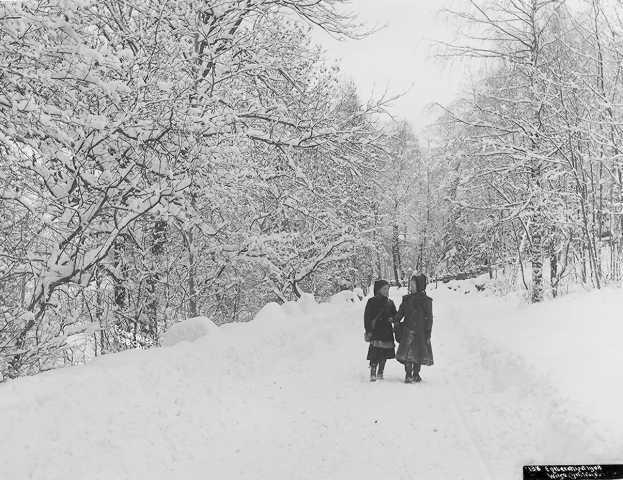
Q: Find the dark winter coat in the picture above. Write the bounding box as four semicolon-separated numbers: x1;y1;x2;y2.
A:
364;293;397;362
394;292;434;366
364;295;397;344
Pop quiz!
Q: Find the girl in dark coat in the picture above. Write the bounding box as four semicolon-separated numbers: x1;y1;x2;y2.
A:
364;280;397;382
394;274;434;383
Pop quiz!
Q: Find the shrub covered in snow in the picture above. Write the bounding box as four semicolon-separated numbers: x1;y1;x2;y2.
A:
161;317;220;347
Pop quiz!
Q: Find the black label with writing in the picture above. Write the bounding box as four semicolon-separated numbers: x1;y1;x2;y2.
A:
524;465;623;479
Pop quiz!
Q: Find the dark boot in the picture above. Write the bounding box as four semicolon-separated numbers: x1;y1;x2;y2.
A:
377;359;386;380
370;362;378;382
404;363;414;384
413;363;422;383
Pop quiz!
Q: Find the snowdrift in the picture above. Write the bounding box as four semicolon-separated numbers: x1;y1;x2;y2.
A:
161;316;220;347
0;294;364;479
1;284;622;479
435;284;623;445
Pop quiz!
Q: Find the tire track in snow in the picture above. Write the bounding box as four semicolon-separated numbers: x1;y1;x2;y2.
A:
435;293;619;478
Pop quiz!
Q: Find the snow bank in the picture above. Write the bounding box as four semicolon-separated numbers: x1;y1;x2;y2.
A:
437;285;623;450
329;290;361;304
433;273;499;296
352;287;364;300
0;294;363;480
388;285;403;300
161;316;220;347
252;301;288;324
1;283;622;479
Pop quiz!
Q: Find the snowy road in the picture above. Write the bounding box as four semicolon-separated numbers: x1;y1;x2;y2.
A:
1;287;622;480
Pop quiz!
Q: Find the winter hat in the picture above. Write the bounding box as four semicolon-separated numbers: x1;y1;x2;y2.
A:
412;274;427;292
373;279;389;295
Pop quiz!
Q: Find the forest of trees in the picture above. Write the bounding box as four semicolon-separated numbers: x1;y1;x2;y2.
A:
1;0;622;380
435;0;623;301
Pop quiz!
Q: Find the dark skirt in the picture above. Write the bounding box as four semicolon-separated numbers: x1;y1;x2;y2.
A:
367;345;396;362
396;330;434;366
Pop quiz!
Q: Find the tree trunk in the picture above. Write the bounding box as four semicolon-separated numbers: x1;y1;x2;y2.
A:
530;227;544;303
112;237;127;320
512;224;529;290
95;268;104;355
391;223;402;286
292;280;302;298
145;219;167;344
580;243;587;284
550;251;558;298
187;229;198;318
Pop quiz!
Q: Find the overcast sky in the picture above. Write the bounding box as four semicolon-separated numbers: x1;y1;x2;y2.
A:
315;0;467;132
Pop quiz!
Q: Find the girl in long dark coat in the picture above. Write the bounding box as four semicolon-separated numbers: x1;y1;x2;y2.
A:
364;280;397;382
394;274;434;383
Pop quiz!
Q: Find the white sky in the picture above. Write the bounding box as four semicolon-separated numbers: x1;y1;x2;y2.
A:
315;0;467;132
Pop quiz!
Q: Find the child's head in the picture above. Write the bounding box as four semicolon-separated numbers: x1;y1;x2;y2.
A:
373;280;390;297
410;274;427;292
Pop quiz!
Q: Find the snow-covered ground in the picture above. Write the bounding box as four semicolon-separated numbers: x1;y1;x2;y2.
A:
1;282;622;480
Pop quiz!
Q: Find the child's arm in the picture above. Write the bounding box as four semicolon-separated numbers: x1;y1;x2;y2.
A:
425;299;433;340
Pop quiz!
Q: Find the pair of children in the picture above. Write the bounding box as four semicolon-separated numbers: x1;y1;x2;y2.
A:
363;275;434;383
